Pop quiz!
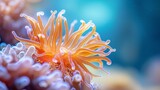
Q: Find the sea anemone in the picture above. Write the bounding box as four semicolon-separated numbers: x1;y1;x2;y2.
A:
12;10;115;83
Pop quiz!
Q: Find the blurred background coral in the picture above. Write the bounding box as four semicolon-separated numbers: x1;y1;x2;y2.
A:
0;0;160;90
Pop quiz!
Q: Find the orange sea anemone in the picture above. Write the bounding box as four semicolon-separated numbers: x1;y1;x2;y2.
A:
12;10;115;79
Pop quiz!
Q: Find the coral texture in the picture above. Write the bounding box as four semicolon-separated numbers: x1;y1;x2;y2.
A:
0;43;70;90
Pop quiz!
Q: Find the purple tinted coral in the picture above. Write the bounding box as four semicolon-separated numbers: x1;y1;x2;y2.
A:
0;43;71;90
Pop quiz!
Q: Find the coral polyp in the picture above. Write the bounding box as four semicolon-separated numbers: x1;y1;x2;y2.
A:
12;10;115;81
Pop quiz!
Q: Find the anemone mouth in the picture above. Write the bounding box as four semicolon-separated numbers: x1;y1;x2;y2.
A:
12;10;115;79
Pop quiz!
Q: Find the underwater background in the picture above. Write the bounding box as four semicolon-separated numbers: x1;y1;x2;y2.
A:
0;0;160;90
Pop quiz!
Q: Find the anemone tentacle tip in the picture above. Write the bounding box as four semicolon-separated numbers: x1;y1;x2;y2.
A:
37;11;44;16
